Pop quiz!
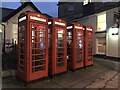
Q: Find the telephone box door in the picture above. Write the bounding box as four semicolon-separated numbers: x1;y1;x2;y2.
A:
54;27;67;74
18;23;26;80
18;11;48;81
67;30;72;69
74;29;84;69
85;26;93;67
30;23;48;80
67;23;84;70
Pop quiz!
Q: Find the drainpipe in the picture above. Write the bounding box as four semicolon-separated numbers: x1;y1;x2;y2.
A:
1;24;5;53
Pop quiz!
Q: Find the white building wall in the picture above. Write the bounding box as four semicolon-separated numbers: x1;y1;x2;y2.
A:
106;28;118;57
106;7;119;57
76;7;119;58
5;5;37;43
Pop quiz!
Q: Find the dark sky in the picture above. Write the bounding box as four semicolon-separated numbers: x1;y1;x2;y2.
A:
1;1;58;17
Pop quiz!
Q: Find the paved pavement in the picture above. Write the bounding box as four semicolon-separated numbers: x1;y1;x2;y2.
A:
2;57;120;89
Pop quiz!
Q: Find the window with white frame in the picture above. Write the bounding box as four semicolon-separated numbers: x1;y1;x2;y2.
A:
97;13;106;31
12;24;18;44
96;37;106;54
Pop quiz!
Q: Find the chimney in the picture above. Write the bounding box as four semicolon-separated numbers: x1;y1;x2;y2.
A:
20;0;31;5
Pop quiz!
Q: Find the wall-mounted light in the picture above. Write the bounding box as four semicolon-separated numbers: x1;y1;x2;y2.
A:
112;32;118;35
108;27;118;41
0;29;2;33
111;28;118;35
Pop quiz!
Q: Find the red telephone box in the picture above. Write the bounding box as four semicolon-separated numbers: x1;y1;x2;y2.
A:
18;11;48;82
48;18;67;76
67;23;84;71
84;25;93;67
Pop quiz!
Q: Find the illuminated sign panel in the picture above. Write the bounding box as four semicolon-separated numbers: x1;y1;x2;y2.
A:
48;22;52;25
30;16;46;22
86;28;92;31
67;26;73;29
54;21;66;26
19;16;26;22
67;26;83;30
75;26;83;29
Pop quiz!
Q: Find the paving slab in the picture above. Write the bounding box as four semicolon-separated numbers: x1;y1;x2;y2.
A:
99;71;118;81
2;57;120;88
105;84;118;88
85;79;107;88
28;79;63;88
106;79;119;88
2;77;25;88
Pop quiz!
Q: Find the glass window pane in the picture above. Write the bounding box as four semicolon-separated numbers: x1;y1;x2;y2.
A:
32;60;45;66
32;49;46;54
97;13;106;31
20;38;24;43
56;28;65;67
32;66;45;72
67;31;72;45
39;32;45;37
37;43;46;48
32;55;45;60
13;24;18;33
39;38;45;42
20;66;24;71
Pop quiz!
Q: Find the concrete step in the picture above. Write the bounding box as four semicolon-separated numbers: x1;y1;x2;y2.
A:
1;70;16;77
